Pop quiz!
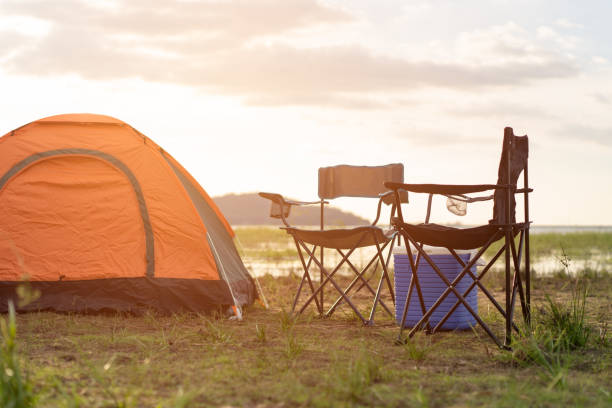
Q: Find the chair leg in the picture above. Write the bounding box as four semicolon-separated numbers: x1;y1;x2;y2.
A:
525;227;531;327
396;274;415;344
510;231;528;323
379;234;397;305
406;240;428;324
504;230;512;347
397;236;430;341
508;239;520;325
292;272;306;314
291;246;317;313
368;233;395;324
368;266;387;325
293;238;323;314
384;234;397;305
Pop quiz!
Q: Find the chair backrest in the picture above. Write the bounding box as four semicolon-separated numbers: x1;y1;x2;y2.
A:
491;127;529;225
318;164;404;200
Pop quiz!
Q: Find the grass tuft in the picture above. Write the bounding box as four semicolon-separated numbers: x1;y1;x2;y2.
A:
278;309;296;333
402;337;432;363
0;301;37;408
283;333;304;360
540;251;591;352
255;323;267;343
504;251;594;390
335;348;384;402
413;386;430;408
595;320;609;348
200;318;232;345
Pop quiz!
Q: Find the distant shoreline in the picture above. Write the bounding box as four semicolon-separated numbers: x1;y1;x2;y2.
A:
232;225;612;234
528;225;612;233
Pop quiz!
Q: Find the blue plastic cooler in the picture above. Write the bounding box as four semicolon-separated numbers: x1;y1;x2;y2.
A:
394;248;478;330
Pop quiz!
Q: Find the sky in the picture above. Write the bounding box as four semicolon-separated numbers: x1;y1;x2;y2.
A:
0;0;610;225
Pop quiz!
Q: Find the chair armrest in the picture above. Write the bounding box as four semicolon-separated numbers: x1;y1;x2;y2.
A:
258;192;292;224
379;189;408;205
258;192;324;206
384;182;505;195
258;192;286;206
258;192;325;226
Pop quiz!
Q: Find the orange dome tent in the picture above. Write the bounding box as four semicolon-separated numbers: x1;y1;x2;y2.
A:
0;114;256;314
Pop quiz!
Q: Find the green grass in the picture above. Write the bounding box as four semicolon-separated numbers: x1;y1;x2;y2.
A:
504;282;593;390
233;227;298;261
499;252;598;392
234;227;292;249
485;232;612;261
8;269;610;407
6;230;612;407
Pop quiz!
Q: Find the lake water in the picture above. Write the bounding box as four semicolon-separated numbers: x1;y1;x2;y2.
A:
243;225;612;278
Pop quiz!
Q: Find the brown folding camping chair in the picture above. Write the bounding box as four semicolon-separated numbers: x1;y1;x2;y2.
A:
260;164;407;325
385;127;531;348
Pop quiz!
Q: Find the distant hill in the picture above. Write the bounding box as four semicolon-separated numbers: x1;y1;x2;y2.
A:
213;193;369;226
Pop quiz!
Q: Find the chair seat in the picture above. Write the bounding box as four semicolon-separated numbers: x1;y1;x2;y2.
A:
392;221;526;250
284;226;394;250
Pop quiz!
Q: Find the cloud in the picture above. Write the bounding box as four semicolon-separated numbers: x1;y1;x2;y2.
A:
194;45;577;94
0;1;580;108
0;31;32;59
0;0;351;42
537;25;579;49
559;124;612;147
592;93;610;105
446;101;554;120
243;93;397;110
395;126;491;147
592;56;609;65
554;18;584;30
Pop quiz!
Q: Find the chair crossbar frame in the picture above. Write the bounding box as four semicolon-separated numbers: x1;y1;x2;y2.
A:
327;248;381;315
290;229;396;325
394;224;531;348
293;232;369;323
446;245;521;333
399;230;504;347
326;234;396;319
438;245;520;334
346;230;398;301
